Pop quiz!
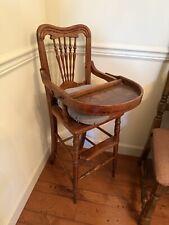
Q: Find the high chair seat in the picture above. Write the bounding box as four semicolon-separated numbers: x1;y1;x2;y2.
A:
58;84;110;125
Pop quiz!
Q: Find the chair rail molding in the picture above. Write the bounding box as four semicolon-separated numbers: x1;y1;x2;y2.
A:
48;43;169;61
0;47;38;77
91;43;169;61
1;43;168;78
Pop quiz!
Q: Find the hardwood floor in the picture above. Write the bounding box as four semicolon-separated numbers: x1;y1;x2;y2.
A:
17;153;169;225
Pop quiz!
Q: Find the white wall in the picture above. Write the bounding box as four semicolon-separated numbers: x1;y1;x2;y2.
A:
0;1;49;225
47;0;169;49
47;0;169;154
0;0;46;55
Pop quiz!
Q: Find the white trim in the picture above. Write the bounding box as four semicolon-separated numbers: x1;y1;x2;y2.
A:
0;47;38;77
7;149;50;225
0;43;168;78
119;143;143;157
91;44;169;61
49;42;169;61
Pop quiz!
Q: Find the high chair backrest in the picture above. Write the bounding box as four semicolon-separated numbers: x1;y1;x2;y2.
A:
37;24;92;89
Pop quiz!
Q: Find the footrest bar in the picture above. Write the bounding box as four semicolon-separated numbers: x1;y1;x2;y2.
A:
79;156;114;180
80;137;116;161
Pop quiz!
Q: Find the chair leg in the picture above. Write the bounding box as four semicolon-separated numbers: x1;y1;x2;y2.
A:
79;132;86;150
112;117;121;177
72;134;80;203
139;184;166;225
138;134;152;166
49;115;58;164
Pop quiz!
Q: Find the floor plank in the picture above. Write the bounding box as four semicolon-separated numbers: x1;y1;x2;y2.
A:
18;209;90;225
25;191;77;220
16;154;169;225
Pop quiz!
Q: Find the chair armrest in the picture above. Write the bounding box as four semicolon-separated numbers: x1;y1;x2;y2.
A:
40;68;73;120
40;68;70;100
91;61;120;81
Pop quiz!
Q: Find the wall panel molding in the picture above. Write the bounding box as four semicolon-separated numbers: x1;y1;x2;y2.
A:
1;44;168;77
49;43;169;61
91;44;169;61
0;48;38;77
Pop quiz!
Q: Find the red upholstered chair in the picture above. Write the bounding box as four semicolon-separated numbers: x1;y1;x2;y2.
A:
36;24;143;203
139;72;169;225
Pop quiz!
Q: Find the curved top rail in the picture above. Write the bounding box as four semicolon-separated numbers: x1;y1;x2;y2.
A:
37;24;91;41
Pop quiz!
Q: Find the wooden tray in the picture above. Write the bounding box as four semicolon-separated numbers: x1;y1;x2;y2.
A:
65;76;143;116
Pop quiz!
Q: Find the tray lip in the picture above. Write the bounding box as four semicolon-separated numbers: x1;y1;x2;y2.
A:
62;76;144;115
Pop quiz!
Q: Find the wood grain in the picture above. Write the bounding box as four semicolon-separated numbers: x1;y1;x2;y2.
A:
16;155;169;225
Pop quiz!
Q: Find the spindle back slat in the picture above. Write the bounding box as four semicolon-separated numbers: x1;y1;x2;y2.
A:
37;24;91;88
64;37;69;81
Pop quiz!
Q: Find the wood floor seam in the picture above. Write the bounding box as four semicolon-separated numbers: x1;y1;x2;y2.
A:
22;208;93;225
16;155;169;225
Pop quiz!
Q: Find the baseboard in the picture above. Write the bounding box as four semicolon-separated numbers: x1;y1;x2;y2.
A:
7;149;50;225
118;143;142;157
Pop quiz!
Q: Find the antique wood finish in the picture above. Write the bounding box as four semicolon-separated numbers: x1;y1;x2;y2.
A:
80;137;117;161
139;72;169;225
112;117;121;177
37;24;91;85
139;184;168;225
40;68;143;116
37;24;143;202
50;115;58;163
72;134;80;203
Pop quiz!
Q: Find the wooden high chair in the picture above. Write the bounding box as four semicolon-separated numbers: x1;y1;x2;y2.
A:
139;72;169;225
37;24;143;202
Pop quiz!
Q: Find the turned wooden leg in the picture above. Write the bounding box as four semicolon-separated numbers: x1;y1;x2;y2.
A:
72;134;80;203
49;115;58;164
139;184;166;225
138;135;152;166
112;117;121;177
79;132;86;150
140;159;149;209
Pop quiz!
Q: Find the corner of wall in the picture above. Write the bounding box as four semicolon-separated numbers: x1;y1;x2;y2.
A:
7;148;50;225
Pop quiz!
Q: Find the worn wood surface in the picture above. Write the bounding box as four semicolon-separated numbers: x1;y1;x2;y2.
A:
17;155;169;225
36;23;143;202
37;24;143;116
